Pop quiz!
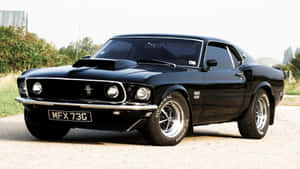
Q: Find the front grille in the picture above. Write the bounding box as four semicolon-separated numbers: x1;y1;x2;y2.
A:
26;78;126;104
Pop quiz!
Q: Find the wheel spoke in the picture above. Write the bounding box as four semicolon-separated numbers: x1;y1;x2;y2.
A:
166;120;171;130
159;119;168;124
161;108;169;119
168;111;172;120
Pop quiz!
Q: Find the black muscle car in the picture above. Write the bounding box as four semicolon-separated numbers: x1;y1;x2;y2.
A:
16;34;284;146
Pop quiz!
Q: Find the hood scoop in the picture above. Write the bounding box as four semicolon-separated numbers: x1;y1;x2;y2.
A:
72;58;137;70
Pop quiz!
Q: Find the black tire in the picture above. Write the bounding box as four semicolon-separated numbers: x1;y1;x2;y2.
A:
24;110;70;140
238;89;270;139
146;92;190;146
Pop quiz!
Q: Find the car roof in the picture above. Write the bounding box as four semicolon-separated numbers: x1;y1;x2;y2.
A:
112;33;232;45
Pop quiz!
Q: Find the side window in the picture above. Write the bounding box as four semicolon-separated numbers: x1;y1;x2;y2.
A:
228;46;242;67
205;42;234;70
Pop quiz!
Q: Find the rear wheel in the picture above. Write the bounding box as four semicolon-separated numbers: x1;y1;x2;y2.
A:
24;110;70;140
146;92;190;146
238;89;270;138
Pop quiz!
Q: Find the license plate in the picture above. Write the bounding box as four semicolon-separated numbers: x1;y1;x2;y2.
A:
48;110;92;122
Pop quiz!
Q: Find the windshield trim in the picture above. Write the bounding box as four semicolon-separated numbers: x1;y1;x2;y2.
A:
107;36;204;69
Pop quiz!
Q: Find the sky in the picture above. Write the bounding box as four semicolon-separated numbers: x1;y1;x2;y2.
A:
1;0;300;63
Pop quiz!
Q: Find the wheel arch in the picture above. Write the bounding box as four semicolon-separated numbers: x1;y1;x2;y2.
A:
253;81;275;125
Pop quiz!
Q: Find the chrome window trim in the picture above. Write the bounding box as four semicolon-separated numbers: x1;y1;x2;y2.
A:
227;46;243;66
109;36;204;69
226;46;235;69
25;77;127;104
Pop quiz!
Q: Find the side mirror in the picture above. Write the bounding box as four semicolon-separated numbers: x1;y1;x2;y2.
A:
82;55;91;59
206;59;217;67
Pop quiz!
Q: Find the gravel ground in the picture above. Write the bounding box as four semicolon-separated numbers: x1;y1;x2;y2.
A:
0;106;299;169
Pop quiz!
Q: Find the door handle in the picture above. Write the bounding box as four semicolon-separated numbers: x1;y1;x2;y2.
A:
235;72;244;77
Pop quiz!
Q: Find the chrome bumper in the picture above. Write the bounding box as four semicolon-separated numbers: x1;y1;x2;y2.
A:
15;97;158;111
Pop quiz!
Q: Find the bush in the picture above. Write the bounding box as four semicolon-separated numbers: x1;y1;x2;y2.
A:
0;26;74;73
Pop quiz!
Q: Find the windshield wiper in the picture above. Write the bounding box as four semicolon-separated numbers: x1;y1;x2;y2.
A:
136;59;176;68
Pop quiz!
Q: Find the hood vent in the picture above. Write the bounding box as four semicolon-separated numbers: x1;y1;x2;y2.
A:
73;58;137;70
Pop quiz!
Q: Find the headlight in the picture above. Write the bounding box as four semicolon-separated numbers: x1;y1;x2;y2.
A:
32;82;42;95
135;87;151;101
19;81;27;95
107;85;119;98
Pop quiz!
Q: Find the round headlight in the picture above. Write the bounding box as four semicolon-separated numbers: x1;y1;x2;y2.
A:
19;82;27;95
107;85;119;98
32;82;42;95
135;87;151;101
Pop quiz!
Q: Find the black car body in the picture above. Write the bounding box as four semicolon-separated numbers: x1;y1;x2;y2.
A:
16;34;284;145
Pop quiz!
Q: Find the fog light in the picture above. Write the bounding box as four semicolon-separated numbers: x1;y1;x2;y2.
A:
32;82;42;95
107;85;119;98
113;111;120;115
145;112;152;117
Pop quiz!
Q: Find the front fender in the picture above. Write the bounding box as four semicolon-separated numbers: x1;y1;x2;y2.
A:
153;85;190;105
162;85;189;100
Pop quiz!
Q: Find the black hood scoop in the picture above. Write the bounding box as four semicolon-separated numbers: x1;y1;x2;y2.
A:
73;58;137;70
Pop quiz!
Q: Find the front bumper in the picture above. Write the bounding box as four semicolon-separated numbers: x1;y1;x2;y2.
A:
15;97;158;111
16;97;158;131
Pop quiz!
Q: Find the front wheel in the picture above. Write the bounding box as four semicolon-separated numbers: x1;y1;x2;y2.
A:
146;92;190;146
238;89;270;139
24;110;70;140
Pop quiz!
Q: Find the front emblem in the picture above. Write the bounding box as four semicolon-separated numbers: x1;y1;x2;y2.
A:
84;85;93;96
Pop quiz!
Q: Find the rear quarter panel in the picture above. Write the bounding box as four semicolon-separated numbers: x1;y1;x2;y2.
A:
241;64;284;107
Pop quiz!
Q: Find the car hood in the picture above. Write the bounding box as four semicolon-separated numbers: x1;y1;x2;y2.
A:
22;64;187;84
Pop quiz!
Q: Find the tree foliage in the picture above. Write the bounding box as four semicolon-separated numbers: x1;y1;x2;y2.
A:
0;26;100;73
0;26;71;73
58;37;100;61
290;50;300;75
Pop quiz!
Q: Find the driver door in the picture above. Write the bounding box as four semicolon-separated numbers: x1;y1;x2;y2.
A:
199;42;246;122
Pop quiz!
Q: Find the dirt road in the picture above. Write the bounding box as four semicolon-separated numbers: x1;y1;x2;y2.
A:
0;106;299;169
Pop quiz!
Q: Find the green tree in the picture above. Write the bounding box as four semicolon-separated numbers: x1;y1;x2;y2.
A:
290;50;300;75
59;37;100;61
0;26;101;73
0;26;73;73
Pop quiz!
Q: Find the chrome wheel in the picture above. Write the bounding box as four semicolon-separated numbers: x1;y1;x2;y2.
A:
238;89;270;139
159;100;185;138
255;95;268;133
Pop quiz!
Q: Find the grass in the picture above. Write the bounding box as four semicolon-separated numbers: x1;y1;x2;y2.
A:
284;79;300;95
280;97;300;106
0;73;23;117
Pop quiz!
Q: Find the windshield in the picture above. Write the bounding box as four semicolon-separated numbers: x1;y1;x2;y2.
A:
92;38;202;66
